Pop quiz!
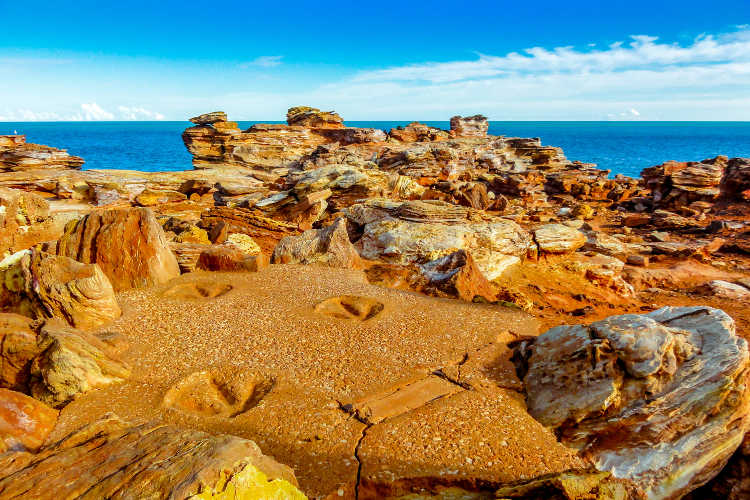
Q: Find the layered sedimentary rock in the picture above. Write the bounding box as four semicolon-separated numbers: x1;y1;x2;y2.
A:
346;199;531;279
641;155;750;208
0;136;84;171
0;250;121;330
56;207;180;291
0;414;304;499
523;306;750;499
450;115;489;137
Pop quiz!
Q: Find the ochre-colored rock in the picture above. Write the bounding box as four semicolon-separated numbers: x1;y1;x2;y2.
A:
286;106;344;128
0;250;121;330
450;115;489;137
419;250;497;302
0;414;305;499
0;314;39;391
0;388;58;452
28;321;131;408
56;207;180;290
523;307;750;499
272;217;363;268
0;188;59;254
534;223;586;254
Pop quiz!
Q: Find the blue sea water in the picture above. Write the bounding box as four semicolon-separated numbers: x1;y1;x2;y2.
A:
1;121;748;178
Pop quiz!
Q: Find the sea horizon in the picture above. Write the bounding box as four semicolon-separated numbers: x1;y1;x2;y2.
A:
3;120;749;178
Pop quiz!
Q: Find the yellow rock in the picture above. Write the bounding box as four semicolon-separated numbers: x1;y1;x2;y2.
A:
188;463;307;500
227;233;261;255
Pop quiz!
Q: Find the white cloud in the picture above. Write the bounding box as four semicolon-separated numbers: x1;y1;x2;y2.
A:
117;106;166;120
629;108;640;116
0;103;165;121
239;55;283;68
78;102;114;120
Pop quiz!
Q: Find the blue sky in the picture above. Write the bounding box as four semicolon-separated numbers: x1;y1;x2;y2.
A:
1;0;749;121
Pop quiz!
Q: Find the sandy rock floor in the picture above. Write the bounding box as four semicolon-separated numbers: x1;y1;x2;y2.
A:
52;265;584;498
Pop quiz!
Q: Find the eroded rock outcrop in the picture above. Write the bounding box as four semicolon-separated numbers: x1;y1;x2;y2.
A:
346;199;531;279
0;250;121;330
0;136;84;171
272;217;362;268
523;306;750;499
0;414;305;499
56;207;180;291
0;314;39;390
29;321;131;408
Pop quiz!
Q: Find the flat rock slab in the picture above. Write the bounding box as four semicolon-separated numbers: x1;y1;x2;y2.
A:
343;375;462;425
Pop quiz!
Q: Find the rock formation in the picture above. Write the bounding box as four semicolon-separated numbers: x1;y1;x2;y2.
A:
0;250;121;330
55;207;180;290
0;135;84;171
522;306;750;499
0;388;58;452
0;414;305;499
272;217;362;268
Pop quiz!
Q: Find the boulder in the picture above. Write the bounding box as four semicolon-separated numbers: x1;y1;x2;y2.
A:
196;245;269;272
704;280;750;300
534;223;586;254
0;389;58;452
134;188;187;206
688;432;750;500
272;217;362;269
0;314;40;390
419;250;497;302
28;321;131;408
0;414;305;499
56;208;180;291
0;389;58;453
0;250;121;330
347;200;531;280
523;307;750;499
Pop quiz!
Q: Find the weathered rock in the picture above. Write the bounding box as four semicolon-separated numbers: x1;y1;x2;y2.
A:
688;432;750;500
450;115;489;137
703;280;750;300
347;200;531;280
0;389;58;452
226;233;261;255
534;224;586;254
134;188;187;206
56;208;180;291
419;250;497;302
0;414;305;499
189;111;228;125
0;188;58;254
0;139;84;172
523;307;750;499
0;250;121;330
0;314;39;390
286;106;344;128
28;321;131;408
273;217;362;269
197;245;269;272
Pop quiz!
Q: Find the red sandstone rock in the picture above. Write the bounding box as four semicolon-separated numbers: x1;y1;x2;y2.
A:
56;208;180;291
0;389;58;452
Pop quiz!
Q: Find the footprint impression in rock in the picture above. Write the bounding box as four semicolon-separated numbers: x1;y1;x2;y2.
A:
162;370;274;417
161;282;233;299
314;295;384;321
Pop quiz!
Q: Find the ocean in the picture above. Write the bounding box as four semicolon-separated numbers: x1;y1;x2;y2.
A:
1;121;749;178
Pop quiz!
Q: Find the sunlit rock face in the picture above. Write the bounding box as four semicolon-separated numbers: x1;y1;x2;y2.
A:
523;306;750;500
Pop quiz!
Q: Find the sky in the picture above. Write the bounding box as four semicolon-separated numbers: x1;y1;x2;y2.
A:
1;0;749;121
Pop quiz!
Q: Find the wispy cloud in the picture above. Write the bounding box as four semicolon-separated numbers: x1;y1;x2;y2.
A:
0;103;166;121
239;55;283;68
117;106;166;120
